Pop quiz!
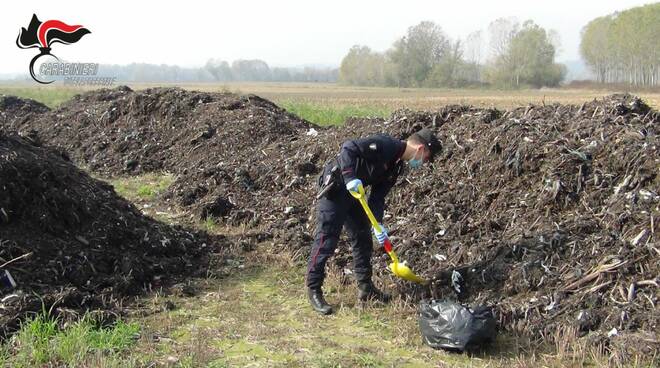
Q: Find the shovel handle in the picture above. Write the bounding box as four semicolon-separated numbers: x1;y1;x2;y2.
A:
383;239;392;255
350;185;425;284
383;239;398;263
350;185;398;262
351;186;379;226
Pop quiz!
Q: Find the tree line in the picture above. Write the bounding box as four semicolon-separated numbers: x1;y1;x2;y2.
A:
339;19;565;89
580;3;659;87
203;59;338;82
95;60;338;83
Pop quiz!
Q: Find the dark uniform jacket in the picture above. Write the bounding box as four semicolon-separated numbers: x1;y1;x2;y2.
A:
337;134;406;222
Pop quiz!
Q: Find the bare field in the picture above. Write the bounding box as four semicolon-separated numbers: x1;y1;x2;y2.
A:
143;82;660;111
211;82;660;110
1;82;658;111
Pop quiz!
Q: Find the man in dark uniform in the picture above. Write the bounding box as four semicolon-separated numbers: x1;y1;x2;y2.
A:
306;128;441;315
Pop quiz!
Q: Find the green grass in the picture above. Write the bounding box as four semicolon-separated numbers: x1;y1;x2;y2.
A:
1;235;652;367
279;100;391;126
203;216;223;233
2;312;140;367
0;346;7;367
110;172;175;201
120;249;534;367
130;261;447;367
119;244;657;368
0;86;85;108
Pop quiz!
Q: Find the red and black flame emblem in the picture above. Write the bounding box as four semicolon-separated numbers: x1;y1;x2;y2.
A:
16;14;91;84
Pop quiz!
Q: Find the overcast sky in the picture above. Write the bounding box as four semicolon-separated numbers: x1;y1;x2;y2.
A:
1;0;654;75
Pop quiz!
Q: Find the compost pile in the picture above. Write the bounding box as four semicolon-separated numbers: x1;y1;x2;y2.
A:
273;95;659;355
3;87;313;226
0;95;49;134
0;133;221;337
3;86;310;174
338;95;659;355
2;87;658;355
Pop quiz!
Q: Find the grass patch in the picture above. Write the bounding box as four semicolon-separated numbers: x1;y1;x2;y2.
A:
0;86;86;108
2;312;140;367
2;240;648;366
279;100;390;126
203;216;219;233
126;251;494;367
122;244;659;368
110;172;175;201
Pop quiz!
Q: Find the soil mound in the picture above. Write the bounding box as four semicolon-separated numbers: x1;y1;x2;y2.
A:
177;91;657;353
342;94;659;354
251;93;658;355
2;86;313;227
3;86;309;176
0;133;222;337
0;96;49;136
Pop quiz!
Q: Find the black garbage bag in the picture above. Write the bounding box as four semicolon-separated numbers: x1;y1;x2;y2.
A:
419;300;497;351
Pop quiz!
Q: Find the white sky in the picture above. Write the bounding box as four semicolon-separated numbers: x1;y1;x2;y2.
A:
1;0;654;74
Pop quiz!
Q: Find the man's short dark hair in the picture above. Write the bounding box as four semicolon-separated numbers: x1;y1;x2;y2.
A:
409;128;441;160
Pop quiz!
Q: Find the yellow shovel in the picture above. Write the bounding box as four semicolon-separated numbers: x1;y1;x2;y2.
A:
349;183;428;285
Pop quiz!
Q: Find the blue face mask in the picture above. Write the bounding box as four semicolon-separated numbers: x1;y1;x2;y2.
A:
408;147;424;169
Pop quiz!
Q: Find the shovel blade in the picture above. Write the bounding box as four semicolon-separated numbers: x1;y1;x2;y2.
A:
389;262;428;285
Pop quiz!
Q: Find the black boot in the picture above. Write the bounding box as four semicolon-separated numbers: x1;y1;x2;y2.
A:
308;288;333;315
358;281;391;303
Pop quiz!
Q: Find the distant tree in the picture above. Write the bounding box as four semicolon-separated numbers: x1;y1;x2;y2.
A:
425;40;465;87
488;17;519;61
205;59;233;81
339;45;386;86
487;20;565;88
384;39;407;86
388;21;451;87
510;21;564;87
464;31;483;65
580;17;614;83
271;67;292;82
302;67;340;83
580;3;659;86
462;30;484;83
97;60;337;83
231;59;271;81
338;18;565;89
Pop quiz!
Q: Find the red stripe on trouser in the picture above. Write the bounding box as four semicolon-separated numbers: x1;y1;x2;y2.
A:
306;234;324;283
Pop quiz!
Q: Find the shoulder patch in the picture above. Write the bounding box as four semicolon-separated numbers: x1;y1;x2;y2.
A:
369;143;377;151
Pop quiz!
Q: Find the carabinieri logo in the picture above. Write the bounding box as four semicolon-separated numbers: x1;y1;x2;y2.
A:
16;14;91;84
